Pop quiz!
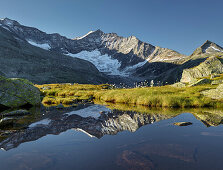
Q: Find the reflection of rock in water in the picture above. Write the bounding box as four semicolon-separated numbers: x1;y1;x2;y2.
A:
192;110;223;127
0;105;177;151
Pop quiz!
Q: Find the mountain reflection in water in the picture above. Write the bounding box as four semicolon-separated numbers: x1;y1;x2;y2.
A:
0;104;222;170
0;104;180;151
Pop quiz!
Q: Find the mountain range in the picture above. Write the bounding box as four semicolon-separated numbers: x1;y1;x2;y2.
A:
0;18;222;85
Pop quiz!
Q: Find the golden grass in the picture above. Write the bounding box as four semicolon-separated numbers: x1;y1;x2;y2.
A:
36;83;223;108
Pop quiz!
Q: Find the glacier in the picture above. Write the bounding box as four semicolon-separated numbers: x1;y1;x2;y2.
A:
67;50;148;76
67;50;129;76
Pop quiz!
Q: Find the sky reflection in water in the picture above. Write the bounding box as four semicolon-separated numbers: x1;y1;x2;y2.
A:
0;104;222;170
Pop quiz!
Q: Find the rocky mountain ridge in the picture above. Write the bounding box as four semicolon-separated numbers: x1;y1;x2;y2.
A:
0;17;222;85
0;18;185;75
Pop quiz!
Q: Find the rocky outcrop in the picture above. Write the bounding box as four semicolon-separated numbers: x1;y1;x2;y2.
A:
0;76;41;108
0;18;185;77
0;25;108;84
180;57;223;83
192;40;223;56
201;84;223;100
0;18;222;85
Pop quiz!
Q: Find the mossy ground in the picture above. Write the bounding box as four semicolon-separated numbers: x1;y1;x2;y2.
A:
36;83;223;108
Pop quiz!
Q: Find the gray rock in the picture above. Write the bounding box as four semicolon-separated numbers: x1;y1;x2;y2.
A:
201;84;223;99
181;57;223;83
0;76;41;108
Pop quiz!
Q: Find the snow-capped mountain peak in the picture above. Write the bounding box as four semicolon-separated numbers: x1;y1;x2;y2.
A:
73;29;103;40
0;18;20;26
74;31;94;40
0;18;186;78
201;40;223;53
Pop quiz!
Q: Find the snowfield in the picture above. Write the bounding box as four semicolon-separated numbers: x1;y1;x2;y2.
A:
67;50;129;76
27;40;51;50
210;46;223;52
67;50;148;76
74;31;94;40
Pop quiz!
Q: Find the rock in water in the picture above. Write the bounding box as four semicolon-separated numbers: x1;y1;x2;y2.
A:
173;122;193;126
0;76;41;108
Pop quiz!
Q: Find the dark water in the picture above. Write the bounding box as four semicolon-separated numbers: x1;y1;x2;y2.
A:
0;104;223;170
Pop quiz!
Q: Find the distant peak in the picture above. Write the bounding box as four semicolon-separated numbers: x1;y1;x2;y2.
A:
73;29;104;40
192;40;223;55
0;17;20;26
200;40;221;49
202;40;214;45
95;29;103;33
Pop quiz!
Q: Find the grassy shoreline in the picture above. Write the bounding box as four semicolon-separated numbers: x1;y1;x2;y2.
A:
36;83;223;108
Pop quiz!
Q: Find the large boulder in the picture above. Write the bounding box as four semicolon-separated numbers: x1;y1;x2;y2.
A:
0;76;41;108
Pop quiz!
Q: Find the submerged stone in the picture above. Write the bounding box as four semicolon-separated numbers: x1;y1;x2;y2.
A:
173;122;193;126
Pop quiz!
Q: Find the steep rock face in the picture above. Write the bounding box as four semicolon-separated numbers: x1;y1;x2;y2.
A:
0;18;185;77
0;25;108;84
180;57;223;83
1;18;223;85
0;76;41;108
192;40;223;56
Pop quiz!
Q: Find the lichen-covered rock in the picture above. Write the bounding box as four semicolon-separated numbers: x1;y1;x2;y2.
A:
0;76;41;108
181;57;223;83
201;84;223;99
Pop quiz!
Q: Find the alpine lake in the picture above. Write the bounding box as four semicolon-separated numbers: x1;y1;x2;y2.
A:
0;102;222;170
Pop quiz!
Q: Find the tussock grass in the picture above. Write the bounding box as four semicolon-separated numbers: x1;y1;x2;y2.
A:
36;83;223;108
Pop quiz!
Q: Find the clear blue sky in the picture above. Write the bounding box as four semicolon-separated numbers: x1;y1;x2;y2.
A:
0;0;222;55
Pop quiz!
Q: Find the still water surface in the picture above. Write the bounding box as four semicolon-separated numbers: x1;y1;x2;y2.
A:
0;104;222;170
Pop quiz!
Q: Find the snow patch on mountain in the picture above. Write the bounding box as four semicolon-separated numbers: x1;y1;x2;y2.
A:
124;59;149;72
3;19;14;26
27;40;51;50
67;50;129;76
210;46;223;52
74;31;94;40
